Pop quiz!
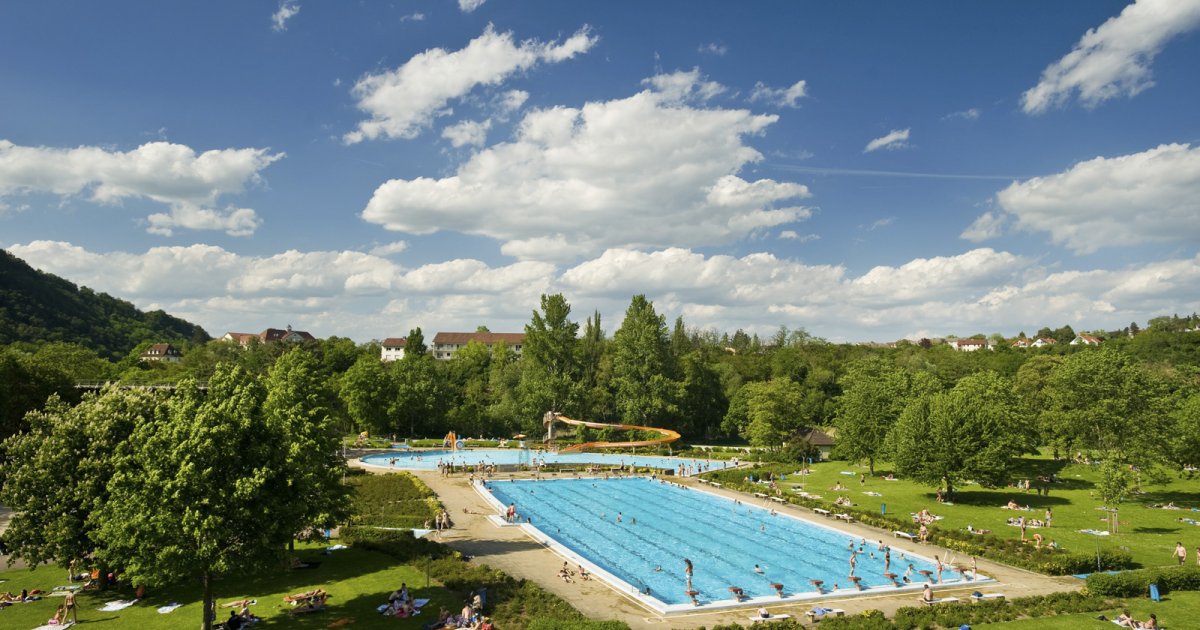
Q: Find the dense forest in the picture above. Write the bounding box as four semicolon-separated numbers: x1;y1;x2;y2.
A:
0;249;210;360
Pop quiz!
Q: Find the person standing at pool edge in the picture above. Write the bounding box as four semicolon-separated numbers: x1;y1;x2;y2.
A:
684;558;693;587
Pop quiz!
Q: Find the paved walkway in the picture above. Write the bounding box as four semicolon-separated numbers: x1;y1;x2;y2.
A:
352;461;1082;629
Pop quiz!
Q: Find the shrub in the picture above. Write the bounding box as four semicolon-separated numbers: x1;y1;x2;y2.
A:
347;471;441;528
820;592;1112;629
1087;566;1200;597
339;525;443;561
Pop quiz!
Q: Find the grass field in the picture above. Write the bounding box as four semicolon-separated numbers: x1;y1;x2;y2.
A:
764;454;1200;569
0;542;459;629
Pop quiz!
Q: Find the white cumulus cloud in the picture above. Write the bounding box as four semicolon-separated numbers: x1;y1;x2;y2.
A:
344;24;597;143
864;129;910;153
960;210;1008;243
642;68;726;103
361;75;811;261
748;80;807;108
995;143;1200;253
0;139;283;236
271;0;300;32
441;119;493;148
458;0;487;13
8;241;1200;343
1022;0;1200;114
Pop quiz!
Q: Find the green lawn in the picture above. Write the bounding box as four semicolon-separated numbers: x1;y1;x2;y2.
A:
767;454;1200;569
0;542;461;629
976;591;1200;628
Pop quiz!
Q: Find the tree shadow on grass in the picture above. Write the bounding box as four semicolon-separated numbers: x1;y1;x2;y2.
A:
937;490;1073;508
1131;527;1181;534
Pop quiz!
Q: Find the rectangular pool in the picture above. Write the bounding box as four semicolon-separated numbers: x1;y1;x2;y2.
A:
478;477;980;612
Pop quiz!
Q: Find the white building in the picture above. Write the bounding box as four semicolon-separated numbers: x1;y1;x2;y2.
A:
380;337;407;361
954;338;990;352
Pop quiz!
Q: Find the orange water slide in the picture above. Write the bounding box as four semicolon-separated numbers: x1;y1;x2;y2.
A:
544;412;681;453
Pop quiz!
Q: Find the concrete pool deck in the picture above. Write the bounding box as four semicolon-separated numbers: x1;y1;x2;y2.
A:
353;460;1081;628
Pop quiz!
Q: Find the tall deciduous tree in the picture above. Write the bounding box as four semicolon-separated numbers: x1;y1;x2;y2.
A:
887;371;1033;497
1046;347;1167;465
611;295;676;425
390;350;446;438
263;348;351;548
95;366;294;630
833;358;917;473
520;294;580;416
0;387;157;570
339;354;394;434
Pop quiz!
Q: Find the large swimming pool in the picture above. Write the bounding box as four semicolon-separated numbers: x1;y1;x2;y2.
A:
360;449;729;475
478;477;981;612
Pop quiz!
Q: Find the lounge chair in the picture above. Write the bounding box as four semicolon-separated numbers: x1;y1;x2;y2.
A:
750;613;792;623
921;596;962;606
805;607;845;622
971;592;1005;603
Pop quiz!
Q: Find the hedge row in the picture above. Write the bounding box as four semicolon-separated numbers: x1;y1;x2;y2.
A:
1086;565;1200;597
702;467;1134;575
699;592;1115;630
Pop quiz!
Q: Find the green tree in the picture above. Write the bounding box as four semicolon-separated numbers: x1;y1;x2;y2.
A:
675;349;726;438
0;387;157;571
1167;393;1200;471
95;366;296;630
339;355;394;434
887;371;1032;497
833;358;912;473
742;378;806;447
0;346;77;439
1013;354;1065;455
1096;460;1133;533
1046;347;1167;465
405;327;428;358
520;294;580;416
390;353;445;437
611;295;676;425
575;311;611;423
263;348;351;548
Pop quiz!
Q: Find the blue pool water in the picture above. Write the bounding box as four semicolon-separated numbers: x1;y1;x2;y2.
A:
360;449;729;474
483;477;956;607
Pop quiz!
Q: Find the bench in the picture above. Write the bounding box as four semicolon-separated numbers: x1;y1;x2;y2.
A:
750;614;791;623
753;492;768;499
770;496;786;503
813;508;831;517
710;482;722;488
835;513;854;522
697;478;709;485
971;593;1005;603
894;530;918;540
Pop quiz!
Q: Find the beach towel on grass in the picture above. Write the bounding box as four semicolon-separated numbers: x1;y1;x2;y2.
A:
98;599;137;611
157;602;183;613
31;623;75;630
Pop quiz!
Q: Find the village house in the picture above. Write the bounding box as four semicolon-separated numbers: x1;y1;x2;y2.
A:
221;325;315;347
140;343;183;363
432;331;525;360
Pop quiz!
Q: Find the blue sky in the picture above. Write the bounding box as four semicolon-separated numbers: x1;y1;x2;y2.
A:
2;0;1199;342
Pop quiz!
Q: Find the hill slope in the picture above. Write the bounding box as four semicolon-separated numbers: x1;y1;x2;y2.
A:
0;249;210;359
